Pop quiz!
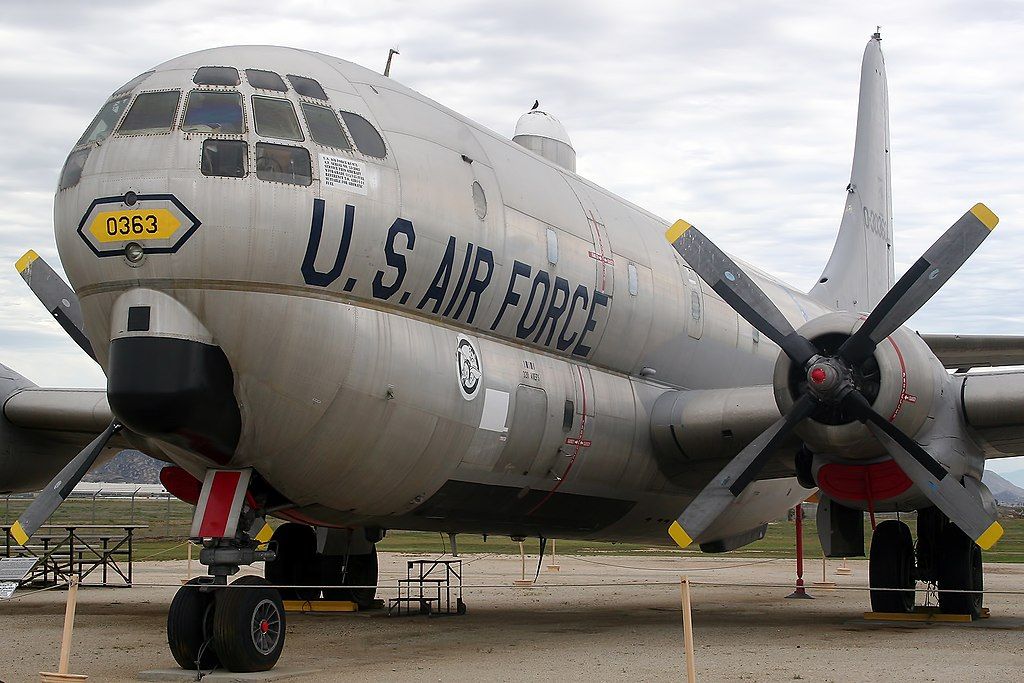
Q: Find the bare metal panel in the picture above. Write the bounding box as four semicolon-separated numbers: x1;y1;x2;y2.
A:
922;334;1024;369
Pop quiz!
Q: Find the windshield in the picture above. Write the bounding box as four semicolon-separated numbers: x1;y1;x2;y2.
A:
182;91;244;133
117;90;181;135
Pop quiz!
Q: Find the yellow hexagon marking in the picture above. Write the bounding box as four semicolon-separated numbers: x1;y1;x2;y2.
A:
88;209;182;244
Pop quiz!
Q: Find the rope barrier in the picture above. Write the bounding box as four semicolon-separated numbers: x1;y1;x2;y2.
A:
27;579;1013;596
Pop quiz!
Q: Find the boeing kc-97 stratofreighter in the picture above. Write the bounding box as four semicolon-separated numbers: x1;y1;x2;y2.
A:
3;31;1021;672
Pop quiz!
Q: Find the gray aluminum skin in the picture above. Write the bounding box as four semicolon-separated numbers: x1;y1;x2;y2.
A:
29;36;1001;544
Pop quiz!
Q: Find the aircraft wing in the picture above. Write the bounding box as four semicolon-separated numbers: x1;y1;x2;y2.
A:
0;364;132;493
920;333;1024;369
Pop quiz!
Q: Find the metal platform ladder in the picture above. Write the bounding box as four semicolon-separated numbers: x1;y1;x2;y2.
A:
388;559;466;617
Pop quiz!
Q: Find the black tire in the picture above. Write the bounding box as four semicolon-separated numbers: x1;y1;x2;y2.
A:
213;575;286;673
938;523;983;618
264;523;318;601
167;578;219;671
869;519;916;613
321;547;378;608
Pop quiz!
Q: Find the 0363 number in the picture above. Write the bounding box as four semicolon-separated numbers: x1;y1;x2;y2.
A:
106;214;158;236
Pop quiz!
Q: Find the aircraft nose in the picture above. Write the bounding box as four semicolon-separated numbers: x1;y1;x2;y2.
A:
105;289;240;463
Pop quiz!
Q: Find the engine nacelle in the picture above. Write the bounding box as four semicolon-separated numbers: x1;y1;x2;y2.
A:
773;312;946;459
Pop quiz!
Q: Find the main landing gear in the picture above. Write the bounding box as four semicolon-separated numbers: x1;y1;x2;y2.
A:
264;523;380;608
868;507;984;618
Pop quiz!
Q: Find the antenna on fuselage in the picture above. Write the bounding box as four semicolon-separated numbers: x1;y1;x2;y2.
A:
384;48;400;77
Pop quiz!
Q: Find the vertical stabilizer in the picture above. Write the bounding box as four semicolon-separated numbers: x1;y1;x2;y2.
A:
809;33;894;313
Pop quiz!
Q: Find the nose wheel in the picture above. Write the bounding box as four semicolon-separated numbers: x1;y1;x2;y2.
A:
168;575;286;673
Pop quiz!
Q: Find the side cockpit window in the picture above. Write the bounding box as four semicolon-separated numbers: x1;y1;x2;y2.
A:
255;142;311;185
117;90;181;135
252;96;303;141
77;95;130;145
194;66;240;86
340;111;386;158
183;91;245;133
202;139;247;178
59;148;91;190
286;75;327;100
246;69;287;92
301;103;350;150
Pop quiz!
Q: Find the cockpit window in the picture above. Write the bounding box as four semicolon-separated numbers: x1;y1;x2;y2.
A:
194;66;240;86
301;103;350;150
77;95;130;146
255;142;311;185
339;111;386;158
286;75;327;100
246;69;287;92
252;96;304;141
182;90;245;133
59;148;91;190
110;71;154;99
117;90;181;135
202;139;247;178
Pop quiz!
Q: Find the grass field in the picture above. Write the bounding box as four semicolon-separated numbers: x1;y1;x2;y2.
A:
3;495;1023;563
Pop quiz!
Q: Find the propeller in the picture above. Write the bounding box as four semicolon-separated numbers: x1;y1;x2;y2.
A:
16;250;96;361
664;204;1003;551
9;421;121;546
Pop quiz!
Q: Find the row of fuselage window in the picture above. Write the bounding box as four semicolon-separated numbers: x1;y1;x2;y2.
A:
61;67;386;190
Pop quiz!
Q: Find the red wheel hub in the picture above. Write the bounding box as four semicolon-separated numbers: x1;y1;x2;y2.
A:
259;619;270;634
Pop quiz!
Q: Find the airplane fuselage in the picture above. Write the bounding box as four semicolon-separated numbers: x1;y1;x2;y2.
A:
54;46;828;543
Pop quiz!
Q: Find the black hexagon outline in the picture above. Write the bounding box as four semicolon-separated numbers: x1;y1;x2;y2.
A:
76;193;202;258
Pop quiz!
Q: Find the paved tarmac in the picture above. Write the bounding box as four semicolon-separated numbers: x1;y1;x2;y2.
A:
1;552;1022;681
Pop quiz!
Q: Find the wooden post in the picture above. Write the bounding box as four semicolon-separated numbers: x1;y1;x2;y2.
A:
59;576;78;674
547;538;560;572
513;541;533;586
40;576;88;681
680;576;697;683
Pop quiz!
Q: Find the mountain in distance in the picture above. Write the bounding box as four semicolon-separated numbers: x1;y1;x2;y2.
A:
983;470;1024;506
83;449;164;485
995;468;1024;489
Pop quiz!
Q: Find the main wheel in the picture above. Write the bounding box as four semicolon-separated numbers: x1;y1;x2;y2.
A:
869;519;916;613
213;575;286;672
264;523;318;601
938;523;983;619
322;546;378;608
167;578;219;670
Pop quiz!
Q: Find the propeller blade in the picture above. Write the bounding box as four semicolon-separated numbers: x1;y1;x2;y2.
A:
839;204;998;364
843;392;1003;550
15;250;96;361
668;394;817;549
666;220;818;367
9;421;121;546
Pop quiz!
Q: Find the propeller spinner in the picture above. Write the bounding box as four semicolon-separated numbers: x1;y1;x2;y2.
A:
664;204;1003;552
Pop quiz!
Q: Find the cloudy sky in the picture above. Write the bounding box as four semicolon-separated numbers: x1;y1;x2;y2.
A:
1;2;1022;472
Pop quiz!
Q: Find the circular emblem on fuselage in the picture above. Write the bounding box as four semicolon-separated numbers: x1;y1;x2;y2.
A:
456;334;482;400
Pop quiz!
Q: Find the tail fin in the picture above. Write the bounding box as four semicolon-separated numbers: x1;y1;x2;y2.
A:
808;32;894;313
